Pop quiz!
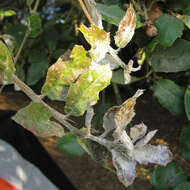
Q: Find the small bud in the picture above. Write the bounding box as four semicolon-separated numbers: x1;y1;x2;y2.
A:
114;4;136;48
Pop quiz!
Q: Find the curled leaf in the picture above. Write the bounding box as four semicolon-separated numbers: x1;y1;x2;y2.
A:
79;24;110;62
135;130;158;148
114;4;136;48
111;150;136;187
114;89;144;130
42;45;91;100
12;102;64;137
130;123;147;143
133;144;172;166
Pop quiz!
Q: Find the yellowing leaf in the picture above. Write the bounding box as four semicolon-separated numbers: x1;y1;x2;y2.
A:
65;63;112;116
114;4;136;48
42;45;91;100
12;102;64;137
79;24;110;62
0;40;15;84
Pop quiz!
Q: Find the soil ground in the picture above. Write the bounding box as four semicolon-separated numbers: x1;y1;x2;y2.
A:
0;86;189;190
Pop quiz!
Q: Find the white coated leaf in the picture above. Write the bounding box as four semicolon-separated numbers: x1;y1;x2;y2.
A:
130;123;147;143
113;129;134;156
135;130;158;148
99;54;119;70
133;144;172;166
111;149;136;187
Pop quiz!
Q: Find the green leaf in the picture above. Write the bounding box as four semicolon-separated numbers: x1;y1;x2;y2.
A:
96;3;125;26
112;69;141;85
57;133;86;156
152;79;185;116
27;13;42;38
174;182;190;190
155;14;184;47
151;39;190;73
184;86;190;120
12;102;64;137
26;50;48;86
42;45;91;100
0;40;15;84
152;162;187;190
180;124;190;162
181;15;190;29
65;63;112;116
0;10;16;17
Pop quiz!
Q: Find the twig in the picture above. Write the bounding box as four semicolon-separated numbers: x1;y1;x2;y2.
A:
14;29;30;64
77;0;95;25
12;74;84;136
33;0;40;13
131;0;145;17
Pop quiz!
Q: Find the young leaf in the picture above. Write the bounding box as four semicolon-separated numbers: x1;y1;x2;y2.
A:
130;123;147;143
12;102;64;137
155;14;184;47
65;63;112;116
26;50;48;86
152;79;185;116
79;24;110;62
57;133;86;156
0;10;16;17
0;40;15;84
184;86;190;120
114;4;136;48
111;149;136;187
152;162;187;190
27;13;42;38
180;125;190;162
42;45;91;100
151;39;190;72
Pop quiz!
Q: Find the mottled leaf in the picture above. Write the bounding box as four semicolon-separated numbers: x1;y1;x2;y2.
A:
42;45;91;100
79;24;110;62
0;40;15;84
84;0;102;28
180;124;190;162
114;89;144;130
184;85;190;121
134;145;172;166
135;130;158;148
152;162;186;190
65;63;112;116
155;14;184;47
111;149;136;187
114;4;136;48
57;133;86;156
12;102;64;137
152;79;185;116
174;182;190;190
130;123;147;143
151;39;190;73
26;50;48;86
27;13;42;38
